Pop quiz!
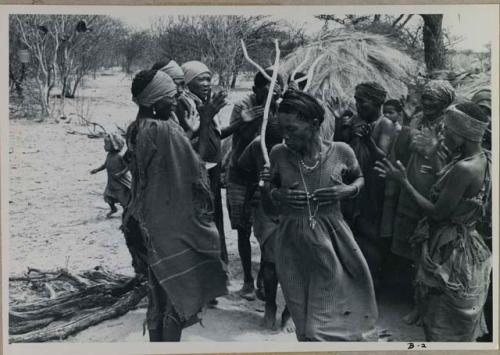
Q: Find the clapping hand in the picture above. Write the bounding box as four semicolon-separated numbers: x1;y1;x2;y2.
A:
352;121;372;140
287;81;300;92
241;106;265;123
410;128;439;156
326;96;345;120
199;89;227;120
374;158;408;183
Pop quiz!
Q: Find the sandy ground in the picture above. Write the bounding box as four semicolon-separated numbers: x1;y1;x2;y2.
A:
8;70;424;342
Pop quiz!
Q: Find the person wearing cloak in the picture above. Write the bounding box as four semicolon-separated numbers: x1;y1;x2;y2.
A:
123;69;228;342
175;61;229;266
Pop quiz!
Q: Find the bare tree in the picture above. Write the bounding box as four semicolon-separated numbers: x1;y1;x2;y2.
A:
118;29;151;74
13;14;61;117
151;16;306;88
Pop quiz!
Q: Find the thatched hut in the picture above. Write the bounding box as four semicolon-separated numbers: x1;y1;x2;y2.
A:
282;30;423;139
221;30;424;182
283;31;422;100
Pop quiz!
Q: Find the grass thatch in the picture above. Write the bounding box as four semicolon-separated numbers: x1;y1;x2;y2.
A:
283;31;422;101
282;30;423;139
453;71;491;101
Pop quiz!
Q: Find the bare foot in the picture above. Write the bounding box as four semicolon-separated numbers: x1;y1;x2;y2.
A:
403;308;420;325
238;282;256;301
262;304;277;330
280;308;295;333
107;205;118;218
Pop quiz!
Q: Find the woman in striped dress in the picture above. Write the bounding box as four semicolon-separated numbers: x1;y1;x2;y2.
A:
260;90;378;341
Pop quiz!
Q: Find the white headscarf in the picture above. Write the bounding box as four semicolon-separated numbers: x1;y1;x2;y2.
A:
181;61;210;85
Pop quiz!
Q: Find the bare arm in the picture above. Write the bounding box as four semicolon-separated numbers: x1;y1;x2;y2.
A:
367;118;395;159
221;119;245;139
90;163;106;174
375;159;471;221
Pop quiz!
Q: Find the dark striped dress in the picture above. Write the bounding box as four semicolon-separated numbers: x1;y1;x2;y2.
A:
269;141;378;341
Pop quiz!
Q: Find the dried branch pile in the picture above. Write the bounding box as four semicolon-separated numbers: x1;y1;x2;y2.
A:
9;266;146;343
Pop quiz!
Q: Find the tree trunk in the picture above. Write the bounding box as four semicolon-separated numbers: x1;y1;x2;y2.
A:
230;68;239;89
373;15;381;23
70;75;84;98
421;14;446;73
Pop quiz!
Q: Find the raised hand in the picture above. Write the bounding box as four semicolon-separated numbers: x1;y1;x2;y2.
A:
326;96;344;120
287;81;300;92
241;106;265;123
199;89;227;120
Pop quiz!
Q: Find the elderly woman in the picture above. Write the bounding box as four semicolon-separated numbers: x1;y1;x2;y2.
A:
123;69;227;342
260;90;377;341
391;80;456;261
176;61;228;266
375;102;492;341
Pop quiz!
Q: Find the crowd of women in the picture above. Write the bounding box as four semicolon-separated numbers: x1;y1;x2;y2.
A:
93;54;493;343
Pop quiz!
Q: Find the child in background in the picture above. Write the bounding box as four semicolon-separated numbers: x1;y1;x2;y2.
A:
383;99;404;135
91;133;131;217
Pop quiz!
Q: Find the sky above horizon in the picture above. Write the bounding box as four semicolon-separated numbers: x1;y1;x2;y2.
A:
113;7;496;53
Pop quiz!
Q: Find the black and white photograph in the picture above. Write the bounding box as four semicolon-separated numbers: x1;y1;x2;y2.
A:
2;4;498;354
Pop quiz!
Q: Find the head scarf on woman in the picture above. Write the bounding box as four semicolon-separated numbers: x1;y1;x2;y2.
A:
132;71;177;107
422;80;456;108
159;60;184;81
181;61;211;85
445;104;489;143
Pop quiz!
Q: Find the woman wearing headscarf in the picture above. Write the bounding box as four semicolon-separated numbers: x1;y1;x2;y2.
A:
151;59;185;94
375;102;492;341
175;61;228;267
123;69;227;342
386;79;456;322
391;80;456;262
260;90;377;341
472;88;491;151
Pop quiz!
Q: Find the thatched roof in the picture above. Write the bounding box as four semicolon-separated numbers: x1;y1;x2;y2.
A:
454;71;491;100
282;30;422;105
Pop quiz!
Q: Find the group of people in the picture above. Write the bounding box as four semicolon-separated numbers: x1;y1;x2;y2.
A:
90;55;493;343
